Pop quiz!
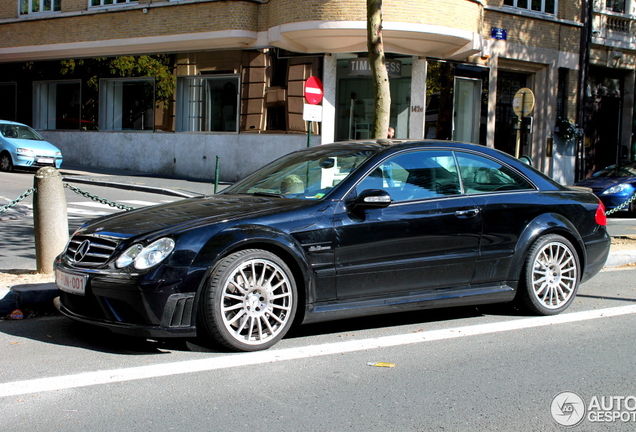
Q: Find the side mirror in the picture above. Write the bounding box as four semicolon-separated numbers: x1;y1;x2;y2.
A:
349;189;392;211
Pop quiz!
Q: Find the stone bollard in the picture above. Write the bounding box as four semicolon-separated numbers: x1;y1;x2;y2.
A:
33;167;69;274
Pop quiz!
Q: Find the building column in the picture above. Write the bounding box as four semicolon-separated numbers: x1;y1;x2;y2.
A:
321;54;337;144
409;57;427;139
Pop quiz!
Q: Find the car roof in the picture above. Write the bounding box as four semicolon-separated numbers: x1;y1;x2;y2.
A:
0;120;29;127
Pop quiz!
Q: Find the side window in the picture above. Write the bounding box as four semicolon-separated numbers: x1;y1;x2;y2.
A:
456;152;533;194
355;150;461;202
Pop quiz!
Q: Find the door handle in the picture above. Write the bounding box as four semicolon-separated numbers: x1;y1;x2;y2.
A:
455;208;480;218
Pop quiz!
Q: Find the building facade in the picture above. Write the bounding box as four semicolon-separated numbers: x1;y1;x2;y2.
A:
0;0;619;184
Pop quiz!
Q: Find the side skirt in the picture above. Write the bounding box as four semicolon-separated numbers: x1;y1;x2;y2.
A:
302;284;516;324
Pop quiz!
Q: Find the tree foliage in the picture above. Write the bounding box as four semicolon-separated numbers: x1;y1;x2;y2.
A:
367;0;391;139
60;55;175;105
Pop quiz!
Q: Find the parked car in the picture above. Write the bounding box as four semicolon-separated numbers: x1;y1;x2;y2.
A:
0;120;63;172
54;140;610;351
575;161;636;216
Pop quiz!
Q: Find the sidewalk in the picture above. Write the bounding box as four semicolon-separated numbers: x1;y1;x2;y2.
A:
1;163;636;317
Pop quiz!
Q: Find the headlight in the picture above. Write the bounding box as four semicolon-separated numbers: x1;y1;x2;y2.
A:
16;148;34;155
115;238;175;270
603;184;631;195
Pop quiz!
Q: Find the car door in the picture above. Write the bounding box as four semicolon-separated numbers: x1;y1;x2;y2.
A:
333;149;482;300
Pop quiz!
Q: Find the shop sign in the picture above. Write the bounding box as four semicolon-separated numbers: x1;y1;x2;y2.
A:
348;59;402;78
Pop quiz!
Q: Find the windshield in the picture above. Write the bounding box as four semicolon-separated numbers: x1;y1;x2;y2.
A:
592;162;636;178
0;124;44;141
223;146;378;200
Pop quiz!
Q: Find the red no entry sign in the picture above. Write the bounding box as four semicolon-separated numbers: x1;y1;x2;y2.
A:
304;76;324;105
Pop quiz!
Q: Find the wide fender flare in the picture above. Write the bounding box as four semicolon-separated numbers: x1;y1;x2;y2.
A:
507;213;586;283
191;224;314;306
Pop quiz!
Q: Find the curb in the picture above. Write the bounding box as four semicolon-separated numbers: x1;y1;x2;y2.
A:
0;283;59;317
604;250;636;268
62;176;202;199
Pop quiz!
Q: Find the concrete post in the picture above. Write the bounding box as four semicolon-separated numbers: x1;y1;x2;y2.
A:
33;167;69;274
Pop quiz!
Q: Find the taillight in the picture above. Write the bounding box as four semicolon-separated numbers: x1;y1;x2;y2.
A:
595;201;607;226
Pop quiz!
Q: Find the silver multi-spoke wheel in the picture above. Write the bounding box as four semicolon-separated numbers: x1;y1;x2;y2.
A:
221;257;293;346
530;241;578;309
519;234;580;315
200;249;297;351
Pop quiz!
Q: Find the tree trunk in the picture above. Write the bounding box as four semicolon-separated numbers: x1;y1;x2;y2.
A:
367;0;391;139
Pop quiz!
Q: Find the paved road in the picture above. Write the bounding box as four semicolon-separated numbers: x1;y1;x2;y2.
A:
1;267;636;431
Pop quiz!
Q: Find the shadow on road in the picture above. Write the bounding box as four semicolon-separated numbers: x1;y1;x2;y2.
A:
0;301;531;355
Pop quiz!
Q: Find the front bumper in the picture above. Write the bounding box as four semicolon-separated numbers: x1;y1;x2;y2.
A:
14;154;63;169
56;265;201;338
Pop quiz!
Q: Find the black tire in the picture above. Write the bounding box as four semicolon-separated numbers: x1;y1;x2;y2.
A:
199;249;297;352
517;234;580;315
0;152;13;172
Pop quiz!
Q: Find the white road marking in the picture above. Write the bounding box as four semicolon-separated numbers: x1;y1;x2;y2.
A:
2;305;636;398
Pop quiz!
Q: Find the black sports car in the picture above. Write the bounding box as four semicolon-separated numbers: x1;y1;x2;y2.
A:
54;140;611;351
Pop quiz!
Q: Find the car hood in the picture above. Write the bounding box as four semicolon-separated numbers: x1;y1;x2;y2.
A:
2;137;61;154
575;177;631;191
78;194;314;240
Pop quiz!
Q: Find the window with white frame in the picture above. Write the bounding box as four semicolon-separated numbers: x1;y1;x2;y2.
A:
20;0;61;15
176;75;239;132
99;78;155;131
33;80;83;130
503;0;556;14
89;0;136;7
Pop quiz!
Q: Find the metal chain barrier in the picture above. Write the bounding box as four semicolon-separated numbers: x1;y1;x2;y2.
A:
0;188;36;216
64;183;135;211
605;193;636;216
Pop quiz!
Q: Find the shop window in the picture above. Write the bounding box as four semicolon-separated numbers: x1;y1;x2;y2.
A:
33;80;85;130
503;0;556;14
90;0;136;7
20;0;61;14
99;78;155;131
176;76;238;132
335;56;411;141
0;83;17;121
426;60;489;145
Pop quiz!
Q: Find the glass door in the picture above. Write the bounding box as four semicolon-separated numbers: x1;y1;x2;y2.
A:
452;77;481;143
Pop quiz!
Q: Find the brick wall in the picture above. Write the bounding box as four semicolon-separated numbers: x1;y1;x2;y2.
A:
0;0;483;50
484;10;580;54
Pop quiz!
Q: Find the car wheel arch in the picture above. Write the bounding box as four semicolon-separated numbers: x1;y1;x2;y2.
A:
192;228;312;325
508;212;586;284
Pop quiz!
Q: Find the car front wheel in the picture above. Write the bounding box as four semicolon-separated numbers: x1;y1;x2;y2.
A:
0;152;13;172
518;234;580;315
199;249;297;351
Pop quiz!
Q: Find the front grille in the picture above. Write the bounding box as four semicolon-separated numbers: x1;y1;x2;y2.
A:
65;235;119;267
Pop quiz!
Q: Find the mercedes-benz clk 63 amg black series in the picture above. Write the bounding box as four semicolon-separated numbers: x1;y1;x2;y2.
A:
55;140;610;351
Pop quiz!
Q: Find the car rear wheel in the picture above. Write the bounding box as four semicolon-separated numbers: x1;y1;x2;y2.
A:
199;249;297;351
518;234;580;315
0;152;13;172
